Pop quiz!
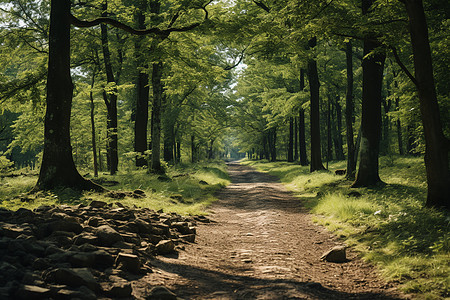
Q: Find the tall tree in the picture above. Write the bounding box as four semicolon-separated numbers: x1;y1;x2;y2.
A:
352;0;386;187
398;0;450;208
345;41;357;179
307;37;325;172
134;0;150;168
34;0;102;191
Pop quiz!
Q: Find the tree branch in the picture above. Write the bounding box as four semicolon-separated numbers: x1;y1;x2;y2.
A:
390;46;418;87
253;1;271;12
224;46;249;70
70;4;210;36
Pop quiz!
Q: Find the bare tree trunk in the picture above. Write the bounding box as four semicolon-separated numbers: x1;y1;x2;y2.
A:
150;61;165;173
134;2;149;167
403;0;450;208
352;0;386;187
100;14;119;175
288;117;294;162
307;37;325;172
89;71;98;177
294;116;299;161
345;41;357;179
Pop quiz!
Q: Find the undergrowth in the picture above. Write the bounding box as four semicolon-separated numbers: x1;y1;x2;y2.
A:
0;160;230;216
244;156;449;300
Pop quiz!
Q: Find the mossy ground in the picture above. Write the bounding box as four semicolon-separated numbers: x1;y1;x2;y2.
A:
243;156;449;300
0;160;230;216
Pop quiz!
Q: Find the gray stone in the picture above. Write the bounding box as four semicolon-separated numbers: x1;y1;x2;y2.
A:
180;234;195;243
320;245;347;263
95;225;123;246
45;268;99;292
155;240;175;255
89;200;108;208
115;253;141;274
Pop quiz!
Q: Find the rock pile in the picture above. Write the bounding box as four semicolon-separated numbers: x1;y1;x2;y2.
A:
0;201;204;299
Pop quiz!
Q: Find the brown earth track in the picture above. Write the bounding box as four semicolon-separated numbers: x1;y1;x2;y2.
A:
143;163;406;299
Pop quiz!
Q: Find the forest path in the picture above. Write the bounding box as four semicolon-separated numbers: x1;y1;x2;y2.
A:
144;163;404;299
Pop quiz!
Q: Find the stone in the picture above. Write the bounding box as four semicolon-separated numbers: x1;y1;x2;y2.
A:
89;200;108;208
69;252;95;268
85;216;105;227
146;286;177;300
95;225;123;246
15;285;51;300
115;253;141;274
172;222;193;235
155;240;175;255
180;234;196;243
45;268;99;292
320;245;347;263
102;281;133;298
74;232;99;246
92;250;115;268
48;219;83;234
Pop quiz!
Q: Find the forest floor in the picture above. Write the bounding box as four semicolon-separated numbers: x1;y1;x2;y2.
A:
142;162;407;299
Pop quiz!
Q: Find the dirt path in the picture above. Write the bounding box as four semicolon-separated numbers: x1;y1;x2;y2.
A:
145;163;405;299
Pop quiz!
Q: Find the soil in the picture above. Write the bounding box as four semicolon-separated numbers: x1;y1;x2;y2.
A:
142;163;407;299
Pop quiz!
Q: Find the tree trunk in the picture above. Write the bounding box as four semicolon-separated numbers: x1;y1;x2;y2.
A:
298;69;308;166
100;17;119;175
267;128;277;161
307;37;325;172
403;0;450;208
381;96;392;155
35;0;103;191
395;97;404;155
288;117;294;162
352;0;386;187
150;61;165;173
299;108;308;166
345;41;357;179
294;117;299;161
333;95;345;160
134;3;149;167
191;135;196;163
89;71;98;177
326;94;333;167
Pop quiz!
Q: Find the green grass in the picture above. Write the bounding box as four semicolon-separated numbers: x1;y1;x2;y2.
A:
0;160;230;216
244;157;449;300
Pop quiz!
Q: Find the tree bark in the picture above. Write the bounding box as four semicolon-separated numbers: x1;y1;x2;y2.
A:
352;0;386;187
134;2;149;167
100;16;119;175
333;95;345;160
35;0;103;191
288;117;294;162
150;61;165;173
89;71;98;177
403;0;450;208
294;117;299;161
345;41;357;179
298;69;308;166
307;37;325;172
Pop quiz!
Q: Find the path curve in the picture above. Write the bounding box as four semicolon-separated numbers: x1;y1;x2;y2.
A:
146;163;405;299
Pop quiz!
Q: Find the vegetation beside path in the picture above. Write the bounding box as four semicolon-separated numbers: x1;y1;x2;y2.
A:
0;160;230;216
244;157;449;300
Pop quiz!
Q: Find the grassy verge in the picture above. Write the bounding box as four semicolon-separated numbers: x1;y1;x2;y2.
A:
243;157;449;300
0;160;230;216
